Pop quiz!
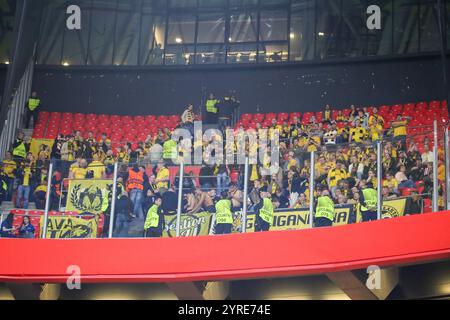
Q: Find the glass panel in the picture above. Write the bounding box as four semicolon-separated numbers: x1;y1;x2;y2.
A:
0;0;16;63
164;45;195;65
290;0;316;61
37;0;67;65
113;1;140;66
259;10;288;41
340;0;367;57
198;0;227;8
260;0;290;7
367;0;393;56
140;15;166;65
169;0;197;8
167;15;196;44
227;43;257;63
393;0;419;54
229;0;258;8
62;0;92;66
197;13;226;43
196;44;225;64
257;42;288;63
229;11;258;43
315;0;340;59
419;1;440;52
87;1;116;65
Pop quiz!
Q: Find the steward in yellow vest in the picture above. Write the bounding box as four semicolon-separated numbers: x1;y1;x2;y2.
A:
163;138;178;164
360;182;378;222
314;189;335;228
26;92;40;128
12;133;28;159
144;197;164;238
205;93;219;124
215;191;233;235
254;192;275;232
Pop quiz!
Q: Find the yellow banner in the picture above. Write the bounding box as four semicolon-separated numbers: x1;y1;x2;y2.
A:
238;205;353;233
163;212;212;237
66;179;113;213
30;138;54;158
41;216;98;239
382;198;407;219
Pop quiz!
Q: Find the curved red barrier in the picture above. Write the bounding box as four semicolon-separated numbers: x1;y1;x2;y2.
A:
1;212;449;283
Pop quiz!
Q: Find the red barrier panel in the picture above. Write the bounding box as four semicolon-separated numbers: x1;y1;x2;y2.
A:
1;212;449;283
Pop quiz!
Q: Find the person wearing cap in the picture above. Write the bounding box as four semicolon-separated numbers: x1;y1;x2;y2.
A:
144;196;164;238
253;191;275;232
359;182;378;222
314;188;335;227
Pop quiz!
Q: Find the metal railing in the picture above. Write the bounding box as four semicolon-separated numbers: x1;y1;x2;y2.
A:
0;121;448;239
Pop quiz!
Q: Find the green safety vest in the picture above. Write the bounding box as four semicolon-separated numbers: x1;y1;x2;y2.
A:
163;140;177;160
361;188;377;212
259;198;274;225
215;199;233;225
206;99;219;114
12;142;27;158
2;181;7;191
315;196;335;221
28;98;40;111
144;204;160;229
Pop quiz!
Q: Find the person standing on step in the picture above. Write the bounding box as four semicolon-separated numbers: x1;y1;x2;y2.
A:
26;91;41;129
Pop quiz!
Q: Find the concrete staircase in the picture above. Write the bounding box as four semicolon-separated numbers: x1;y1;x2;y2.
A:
21;128;34;141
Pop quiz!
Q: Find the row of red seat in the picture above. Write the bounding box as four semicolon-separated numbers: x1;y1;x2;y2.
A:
238;101;448;129
33;112;183;140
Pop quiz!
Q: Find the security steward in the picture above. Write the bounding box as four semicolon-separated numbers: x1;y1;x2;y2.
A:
12;132;28;160
314;188;335;227
254;192;274;232
214;191;233;235
359;182;378;222
162;136;178;166
144;196;164;238
26;91;41;128
205;93;219;125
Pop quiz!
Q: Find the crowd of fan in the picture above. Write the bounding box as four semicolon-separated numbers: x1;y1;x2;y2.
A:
0;101;447;238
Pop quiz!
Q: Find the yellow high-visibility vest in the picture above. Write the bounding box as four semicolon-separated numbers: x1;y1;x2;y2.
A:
361;188;377;211
315;196;335;221
259;198;274;225
13;142;27;158
28;98;40;111
215;199;233;224
144;204;160;229
206;99;219;113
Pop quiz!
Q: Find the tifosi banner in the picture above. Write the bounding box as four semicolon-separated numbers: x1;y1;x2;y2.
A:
163;212;213;237
66;179;113;213
382;198;407;219
41;216;98;239
234;204;355;233
30;139;54;158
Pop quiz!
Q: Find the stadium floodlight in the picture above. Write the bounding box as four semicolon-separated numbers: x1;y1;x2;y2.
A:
290;33;295;39
62;61;70;66
175;37;183;43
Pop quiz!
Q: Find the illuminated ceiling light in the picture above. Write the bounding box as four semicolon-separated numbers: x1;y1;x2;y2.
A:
289;33;295;39
318;32;325;37
4;61;9;65
184;54;190;59
62;61;70;66
175;37;183;43
228;37;232;41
